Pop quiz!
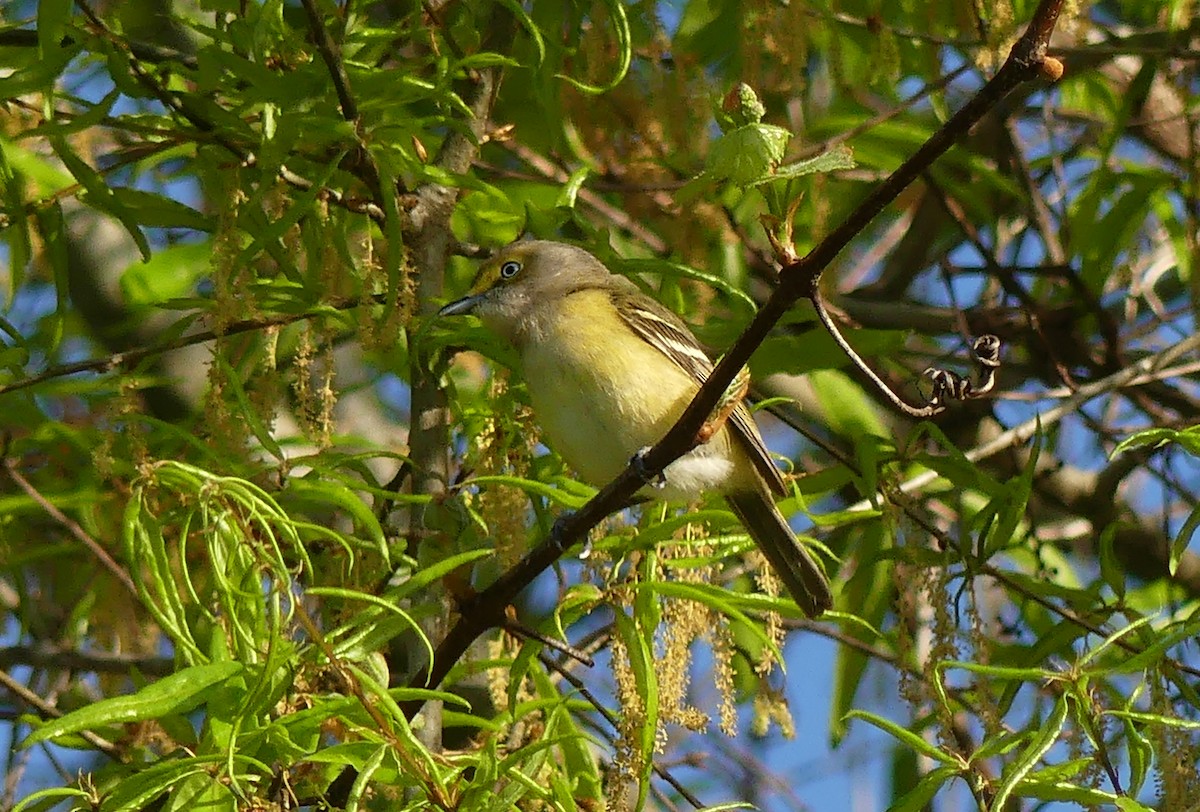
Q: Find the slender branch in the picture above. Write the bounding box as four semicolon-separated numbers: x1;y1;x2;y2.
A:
0;27;199;68
0;306;336;398
504;619;595;668
0;645;173;677
847;331;1200;513
299;0;384;199
0;669;118;757
539;653;705;809
301;0;360;122
2;455;138;598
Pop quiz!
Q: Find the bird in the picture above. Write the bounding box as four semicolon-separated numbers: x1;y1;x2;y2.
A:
438;240;832;616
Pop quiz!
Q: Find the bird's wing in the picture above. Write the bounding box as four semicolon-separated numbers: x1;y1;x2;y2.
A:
611;287;788;497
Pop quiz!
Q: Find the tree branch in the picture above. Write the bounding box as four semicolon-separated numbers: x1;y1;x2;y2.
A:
396;0;1070;719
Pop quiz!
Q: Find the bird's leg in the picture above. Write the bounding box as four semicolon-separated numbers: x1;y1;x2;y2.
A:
630;447;667;489
549;513;577;552
698;365;751;443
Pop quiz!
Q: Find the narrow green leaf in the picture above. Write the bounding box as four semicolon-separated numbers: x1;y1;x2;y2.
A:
22;662;242;747
1171;504;1200;576
496;0;545;66
1097;524;1125;597
284;477;387;557
346;744;389;812
307;587;432;672
49;138;150;260
34;200;69;350
212;355;285;461
611;607;658;808
0;139;31;305
556;0;630;94
120;241;212;306
886;764;961;812
1077;614;1156;669
991;694;1068;809
556;165;590;208
13;787;90;812
830;524;891;744
109;188;213;231
1016;780;1120;804
843;710;958;765
637;580;780;665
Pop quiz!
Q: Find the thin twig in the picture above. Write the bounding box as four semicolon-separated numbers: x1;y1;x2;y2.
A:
0;669;119;757
846;331;1200;513
0;306;333;398
0;645;173;676
2;455;138;598
299;0;384;199
503;618;595;668
538;653;705;810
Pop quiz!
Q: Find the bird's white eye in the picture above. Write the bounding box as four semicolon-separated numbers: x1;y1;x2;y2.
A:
499;260;522;279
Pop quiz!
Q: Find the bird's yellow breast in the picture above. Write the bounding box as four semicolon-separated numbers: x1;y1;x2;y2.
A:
519;289;754;496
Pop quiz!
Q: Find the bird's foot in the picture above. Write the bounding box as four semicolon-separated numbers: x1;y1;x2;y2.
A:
630;446;667;489
550;512;576;553
550;513;594;558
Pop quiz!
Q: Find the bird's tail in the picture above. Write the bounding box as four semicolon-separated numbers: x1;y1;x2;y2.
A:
726;491;833;617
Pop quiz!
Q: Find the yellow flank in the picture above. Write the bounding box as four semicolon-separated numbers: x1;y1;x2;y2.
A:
520;289;757;497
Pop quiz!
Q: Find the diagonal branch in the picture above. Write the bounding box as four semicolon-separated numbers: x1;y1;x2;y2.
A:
398;0;1070;717
3;454;138;598
643;0;1066;502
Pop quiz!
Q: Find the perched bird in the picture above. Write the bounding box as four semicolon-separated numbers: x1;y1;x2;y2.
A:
438;240;832;616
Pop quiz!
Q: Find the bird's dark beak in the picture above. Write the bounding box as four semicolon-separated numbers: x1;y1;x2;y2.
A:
438;294;485;317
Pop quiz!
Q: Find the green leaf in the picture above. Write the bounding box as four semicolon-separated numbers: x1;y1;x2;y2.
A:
307;587;431;674
611;607;658;808
807;368;888;439
284;476;388;560
12;787;91;812
1016;780;1120;804
556;0;630;95
1097;524;1126;597
1171;503;1200;577
0;139;31;305
108;188;213;231
120;242;212;306
830;525;891;744
88;760;219;812
885;764;961;812
751;144;856;185
1111;424;1200;458
706;123;791;185
37;0;72;58
22;662;243;747
843;710;958;765
634;580;781;663
49;137;151;260
991;694;1068;809
34;200;69;350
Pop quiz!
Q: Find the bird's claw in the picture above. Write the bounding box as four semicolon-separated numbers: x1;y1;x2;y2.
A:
550;512;575;553
550;512;593;558
631;447;666;489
